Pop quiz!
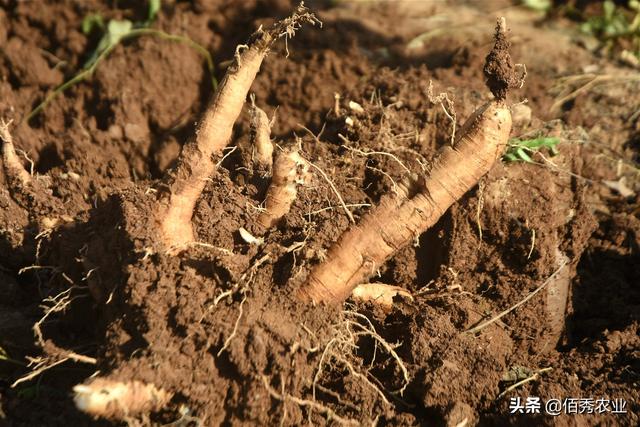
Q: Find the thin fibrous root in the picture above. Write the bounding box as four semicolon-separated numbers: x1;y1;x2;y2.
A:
311;309;410;408
261;375;359;426
73;379;172;420
0;119;31;187
250;96;274;174
427;80;457;145
258;147;310;229
351;283;413;311
159;3;319;250
297;18;516;305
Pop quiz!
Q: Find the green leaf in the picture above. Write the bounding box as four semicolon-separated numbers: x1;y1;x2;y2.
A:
148;0;161;22
580;21;594;35
107;19;134;44
522;0;552;13
503;153;519;162
516;147;534;163
603;1;616;21
503;136;561;163
84;19;133;69
81;13;105;35
0;345;9;360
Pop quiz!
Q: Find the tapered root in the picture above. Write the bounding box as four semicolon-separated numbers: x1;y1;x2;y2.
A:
258;148;309;229
297;17;518;306
73;379;171;420
0;119;31;187
159;4;319;250
159;39;270;249
298;101;512;305
250;99;274;174
351;283;413;311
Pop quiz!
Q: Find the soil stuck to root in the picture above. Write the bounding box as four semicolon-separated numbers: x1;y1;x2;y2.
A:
1;1;640;426
483;18;523;101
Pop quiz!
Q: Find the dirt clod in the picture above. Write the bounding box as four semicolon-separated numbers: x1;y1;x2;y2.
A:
483;17;522;101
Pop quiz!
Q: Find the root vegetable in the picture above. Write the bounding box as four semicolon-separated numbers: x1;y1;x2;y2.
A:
351;283;413;310
158;5;318;250
258;147;309;228
299;102;511;305
250;99;274;174
0;119;31;188
72;7;320;422
159;36;270;249
545;248;570;345
298;18;520;305
73;379;171;419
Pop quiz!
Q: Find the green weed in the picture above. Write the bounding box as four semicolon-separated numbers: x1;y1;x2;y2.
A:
28;0;216;120
503;136;560;163
580;1;640;60
0;345;25;366
581;1;640;39
522;0;640;63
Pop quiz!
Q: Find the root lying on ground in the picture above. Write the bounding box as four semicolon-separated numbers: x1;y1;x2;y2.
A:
250;97;275;175
465;260;568;335
0;118;61;216
157;4;319;250
73;379;172;420
351;283;413;311
299;102;511;304
248;100;313;231
258;147;310;229
0;119;32;189
298;18;519;305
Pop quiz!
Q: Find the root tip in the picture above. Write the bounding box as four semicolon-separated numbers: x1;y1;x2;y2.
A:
483;16;523;101
73;379;171;420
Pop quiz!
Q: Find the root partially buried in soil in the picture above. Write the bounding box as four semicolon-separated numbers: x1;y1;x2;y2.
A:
1;1;638;425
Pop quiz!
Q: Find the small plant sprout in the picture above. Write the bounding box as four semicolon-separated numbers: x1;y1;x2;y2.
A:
0;345;25;366
503;136;560;163
581;1;640;40
28;0;216;120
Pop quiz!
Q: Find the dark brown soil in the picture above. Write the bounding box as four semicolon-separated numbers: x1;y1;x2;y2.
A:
483;18;521;101
1;1;639;426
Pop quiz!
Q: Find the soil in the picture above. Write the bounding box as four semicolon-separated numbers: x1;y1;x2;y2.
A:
1;0;639;426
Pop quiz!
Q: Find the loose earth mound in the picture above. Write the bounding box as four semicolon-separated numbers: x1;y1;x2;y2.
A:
1;1;638;426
